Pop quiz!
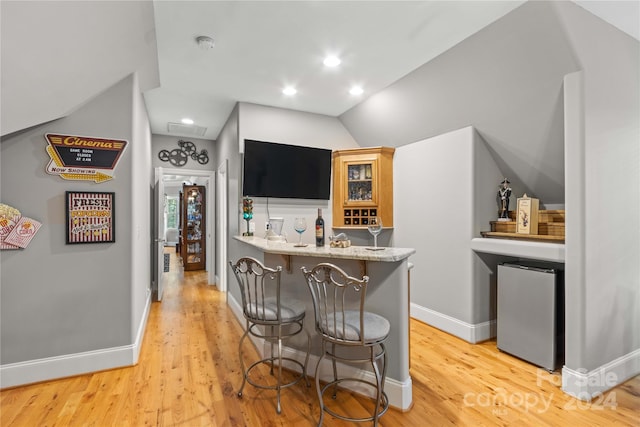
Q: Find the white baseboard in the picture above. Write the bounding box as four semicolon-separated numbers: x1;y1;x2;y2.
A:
132;291;152;363
562;348;640;401
227;293;412;410
227;292;243;323
0;294;152;389
410;303;495;344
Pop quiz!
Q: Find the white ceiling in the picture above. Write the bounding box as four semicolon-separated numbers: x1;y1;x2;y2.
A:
2;1;637;141
145;0;639;141
145;0;530;140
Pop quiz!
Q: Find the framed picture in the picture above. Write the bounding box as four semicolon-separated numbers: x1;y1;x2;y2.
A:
65;191;115;244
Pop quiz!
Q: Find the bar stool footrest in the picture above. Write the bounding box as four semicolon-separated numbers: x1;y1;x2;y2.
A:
320;377;389;423
245;357;307;391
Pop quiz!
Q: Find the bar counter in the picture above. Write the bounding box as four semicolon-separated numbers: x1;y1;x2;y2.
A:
231;235;416;410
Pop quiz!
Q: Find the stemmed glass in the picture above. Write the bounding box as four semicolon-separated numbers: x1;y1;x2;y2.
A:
367;216;384;250
293;217;307;247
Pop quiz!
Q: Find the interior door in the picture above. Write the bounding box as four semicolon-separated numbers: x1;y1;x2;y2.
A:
206;175;216;287
153;167;166;301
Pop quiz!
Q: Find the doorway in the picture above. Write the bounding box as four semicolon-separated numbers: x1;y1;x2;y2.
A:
154;167;216;301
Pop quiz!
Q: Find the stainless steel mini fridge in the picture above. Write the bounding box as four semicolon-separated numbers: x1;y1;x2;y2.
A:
497;262;564;371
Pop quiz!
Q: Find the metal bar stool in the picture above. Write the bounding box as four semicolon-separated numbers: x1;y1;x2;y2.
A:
229;257;311;414
302;263;390;426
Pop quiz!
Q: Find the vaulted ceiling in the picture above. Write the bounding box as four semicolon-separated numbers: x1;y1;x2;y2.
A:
1;1;638;140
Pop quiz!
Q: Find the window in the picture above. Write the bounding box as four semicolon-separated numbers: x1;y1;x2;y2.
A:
165;196;179;229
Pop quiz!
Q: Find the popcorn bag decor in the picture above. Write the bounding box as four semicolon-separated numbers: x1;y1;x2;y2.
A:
0;203;41;250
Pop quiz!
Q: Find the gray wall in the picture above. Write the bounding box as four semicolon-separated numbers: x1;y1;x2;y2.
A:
554;2;639;375
341;0;639;386
215;104;240;298
151;134;216;171
238;102;360;152
221;102;359;305
132;73;153;346
340;1;577;206
0;1;159;137
0;75;149;374
394;127;503;340
237;102;360;246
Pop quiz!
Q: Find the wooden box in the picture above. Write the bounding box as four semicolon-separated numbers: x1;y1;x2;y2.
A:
516;194;539;235
484;208;564;242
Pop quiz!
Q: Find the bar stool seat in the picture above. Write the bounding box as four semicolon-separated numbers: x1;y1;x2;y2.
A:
302;263;390;426
319;311;390;342
230;257;310;414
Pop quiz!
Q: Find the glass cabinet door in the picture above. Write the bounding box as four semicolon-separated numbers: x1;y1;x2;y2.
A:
344;159;377;205
182;185;205;270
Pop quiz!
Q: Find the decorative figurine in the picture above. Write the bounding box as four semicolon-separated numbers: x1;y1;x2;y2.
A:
242;197;254;236
497;178;512;221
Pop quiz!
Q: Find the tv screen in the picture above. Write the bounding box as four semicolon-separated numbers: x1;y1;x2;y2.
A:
242;139;332;200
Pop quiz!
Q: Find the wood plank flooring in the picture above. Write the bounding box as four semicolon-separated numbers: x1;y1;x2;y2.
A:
1;250;638;426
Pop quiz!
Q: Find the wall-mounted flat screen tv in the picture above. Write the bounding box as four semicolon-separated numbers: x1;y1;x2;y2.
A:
242;139;332;200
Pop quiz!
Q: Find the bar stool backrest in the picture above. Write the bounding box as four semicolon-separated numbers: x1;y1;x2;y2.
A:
230;257;283;325
302;263;370;346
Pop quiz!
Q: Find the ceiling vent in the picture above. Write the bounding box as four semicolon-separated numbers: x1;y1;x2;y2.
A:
167;122;207;137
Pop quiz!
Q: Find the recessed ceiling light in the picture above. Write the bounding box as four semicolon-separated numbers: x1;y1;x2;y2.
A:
323;56;341;67
181;118;194;125
282;86;297;96
349;86;364;96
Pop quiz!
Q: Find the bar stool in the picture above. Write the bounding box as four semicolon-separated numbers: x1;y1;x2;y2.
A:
302;263;390;426
229;257;310;414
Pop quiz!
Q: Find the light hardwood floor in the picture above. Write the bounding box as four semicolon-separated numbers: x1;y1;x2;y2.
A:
1;250;638;426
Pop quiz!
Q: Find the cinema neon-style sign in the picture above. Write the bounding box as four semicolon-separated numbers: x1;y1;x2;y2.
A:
45;133;128;183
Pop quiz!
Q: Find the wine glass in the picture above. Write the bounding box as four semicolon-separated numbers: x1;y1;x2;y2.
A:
367;216;383;250
293;217;307;247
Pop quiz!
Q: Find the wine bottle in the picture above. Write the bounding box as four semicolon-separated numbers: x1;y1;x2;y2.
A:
315;208;325;247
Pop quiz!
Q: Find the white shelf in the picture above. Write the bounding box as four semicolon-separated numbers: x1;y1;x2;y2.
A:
471;237;565;262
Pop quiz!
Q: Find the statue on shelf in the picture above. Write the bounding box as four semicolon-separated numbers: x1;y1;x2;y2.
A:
242;197;254;236
497;178;512;221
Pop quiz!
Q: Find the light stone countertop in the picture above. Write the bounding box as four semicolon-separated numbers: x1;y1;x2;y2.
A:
234;235;415;262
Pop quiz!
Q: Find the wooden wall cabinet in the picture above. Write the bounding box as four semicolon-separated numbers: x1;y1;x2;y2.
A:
332;147;395;228
181;184;205;271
